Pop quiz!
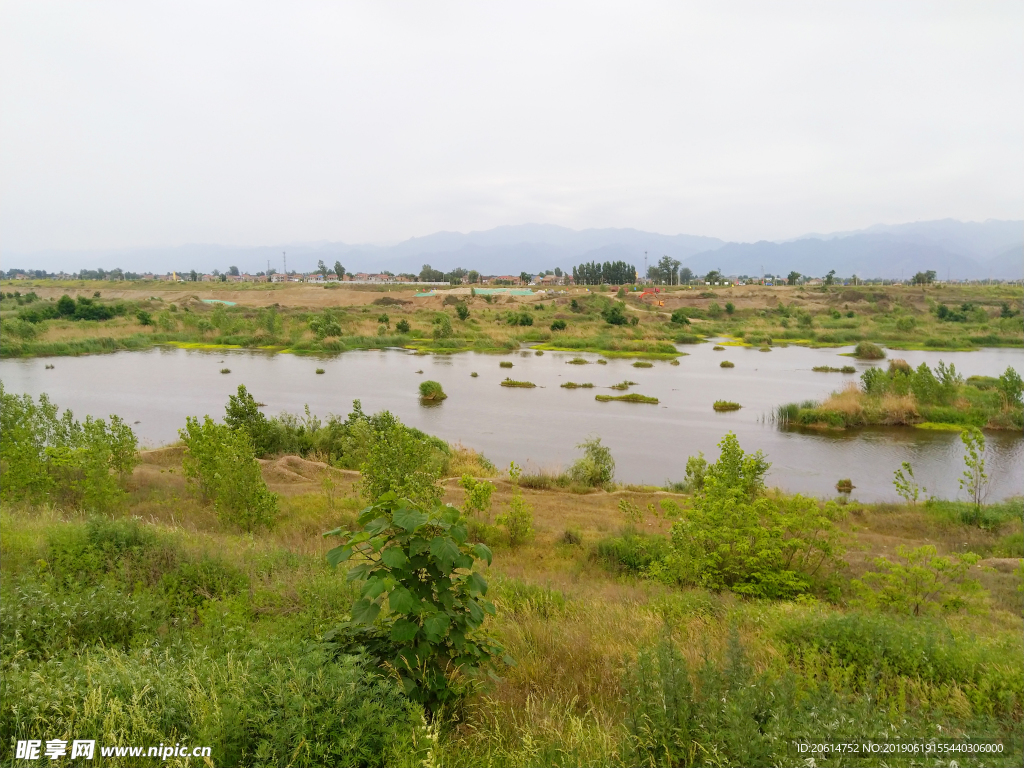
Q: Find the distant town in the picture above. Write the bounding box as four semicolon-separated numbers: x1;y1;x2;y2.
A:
4;260;1018;288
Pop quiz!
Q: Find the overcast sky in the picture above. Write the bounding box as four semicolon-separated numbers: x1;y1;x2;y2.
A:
2;1;1021;253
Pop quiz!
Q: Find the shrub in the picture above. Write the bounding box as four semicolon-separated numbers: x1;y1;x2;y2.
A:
720;360;735;368
852;545;985;615
602;302;629;325
455;303;470;321
418;380;447;401
713;400;741;411
432;314;454;339
324;492;505;715
459;475;495;519
315;368;325;374
835;478;853;492
497;466;535;548
359;413;445;505
666;434;843;598
853;341;885;359
549;319;567;331
596;531;671;574
0;384;138;511
669;310;691;325
568;436;615;487
224;384;274;456
395;319;411;334
180;416;278;530
560;381;594;389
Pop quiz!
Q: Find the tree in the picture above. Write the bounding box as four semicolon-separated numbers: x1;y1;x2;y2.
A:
189;270;198;282
224;384;273;456
568;436;615;486
704;270;722;284
334;261;345;280
419;264;444;282
912;270;937;285
396;318;411;334
553;267;563;277
497;462;534;545
852;545;984;616
824;270;836;286
460;475;495;519
228;266;240;276
455;303;470;321
997;366;1023;408
324;493;505;714
679;267;693;284
519;272;531;285
893;461;925;505
467;269;479;284
180;415;278;530
359;414;446;505
958;428;989;508
787;271;801;286
317;260;329;277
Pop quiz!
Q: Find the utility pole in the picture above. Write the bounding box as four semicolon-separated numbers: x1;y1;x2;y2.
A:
283;251;287;277
644;251;648;284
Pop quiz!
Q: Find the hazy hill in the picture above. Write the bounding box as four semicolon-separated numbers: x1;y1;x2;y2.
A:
5;220;1020;280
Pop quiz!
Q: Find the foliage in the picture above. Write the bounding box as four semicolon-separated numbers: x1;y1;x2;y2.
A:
308;310;342;339
669;309;691;325
459;475;495;519
395;318;411;334
853;341;885;359
618;498;643;524
719;360;734;368
455;303;470;321
893;461;925;504
359;415;446;505
180;416;278;530
224;383;274;456
432;313;453;339
852;545;985;616
0;384;138;511
998;365;1024;407
324;493;505;714
959;427;989;507
567;436;615;487
496;463;534;547
418;380;447;401
550;318;567;331
712;400;741;411
683;452;707;492
572;260;636;285
663;434;843;598
500;378;536;388
601;302;629;326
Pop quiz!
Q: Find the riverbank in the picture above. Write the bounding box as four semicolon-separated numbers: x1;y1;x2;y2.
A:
2;446;1021;767
3;281;1021;360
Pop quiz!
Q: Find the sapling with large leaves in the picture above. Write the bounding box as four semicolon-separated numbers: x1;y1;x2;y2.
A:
324;492;508;715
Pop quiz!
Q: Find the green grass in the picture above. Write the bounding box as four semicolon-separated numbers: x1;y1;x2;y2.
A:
500;378;536;388
560;382;594;389
595;393;659;404
713;400;742;411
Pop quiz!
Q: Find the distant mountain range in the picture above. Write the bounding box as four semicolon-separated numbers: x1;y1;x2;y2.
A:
6;219;1021;280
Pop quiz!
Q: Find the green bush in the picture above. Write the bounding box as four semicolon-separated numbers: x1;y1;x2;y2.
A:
853;341;885;359
567;436;615;487
0;639;425;768
852;545;986;615
549;318;567;331
497;463;534;547
359;413;446;505
418;380;447;401
180;416;278;530
0;384;138;511
324;492;505;714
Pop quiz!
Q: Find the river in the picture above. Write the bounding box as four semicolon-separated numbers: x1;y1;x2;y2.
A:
1;342;1021;502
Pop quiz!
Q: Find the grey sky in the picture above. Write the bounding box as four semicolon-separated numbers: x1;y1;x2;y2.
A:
2;1;1021;253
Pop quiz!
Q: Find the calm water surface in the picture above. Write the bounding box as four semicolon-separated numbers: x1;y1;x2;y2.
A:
2;343;1021;502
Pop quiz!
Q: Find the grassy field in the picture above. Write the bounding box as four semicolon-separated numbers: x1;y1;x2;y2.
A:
2;437;1022;766
2;280;1021;360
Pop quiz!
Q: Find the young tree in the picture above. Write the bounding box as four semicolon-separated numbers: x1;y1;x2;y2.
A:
568;436;615;487
455;303;470;321
360;414;445;505
852;545;984;616
497;462;534;546
958;428;989;508
334;261;346;280
180;415;278;530
324;493;505;714
893;461;925;505
224;384;273;456
318;259;329;277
